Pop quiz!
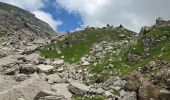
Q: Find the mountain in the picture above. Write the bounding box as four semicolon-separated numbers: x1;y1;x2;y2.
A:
0;2;56;56
0;2;170;100
40;18;170;99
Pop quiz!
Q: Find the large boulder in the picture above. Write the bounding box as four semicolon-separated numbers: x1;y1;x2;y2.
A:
159;89;170;100
152;67;170;88
47;73;62;83
138;82;160;100
34;90;67;100
0;73;51;100
20;64;36;74
68;82;90;95
123;72;142;91
52;84;72;99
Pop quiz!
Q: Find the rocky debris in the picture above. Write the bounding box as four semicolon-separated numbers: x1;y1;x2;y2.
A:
0;73;51;100
68;82;90;95
36;64;55;73
120;91;137;100
140;61;157;73
102;76;119;90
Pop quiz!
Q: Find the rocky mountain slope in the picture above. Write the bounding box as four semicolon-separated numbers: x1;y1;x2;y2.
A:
0;2;170;100
0;2;56;56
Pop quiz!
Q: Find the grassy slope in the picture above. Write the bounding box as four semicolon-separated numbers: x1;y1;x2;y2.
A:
89;24;170;82
126;25;170;76
40;27;135;63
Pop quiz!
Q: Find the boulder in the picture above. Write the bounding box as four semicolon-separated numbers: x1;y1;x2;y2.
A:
37;64;55;73
120;92;137;100
47;73;62;83
127;53;141;63
0;73;51;100
52;84;72;99
68;82;90;95
20;64;36;74
82;61;90;66
124;72;142;91
34;90;67;100
153;68;170;88
14;74;29;82
102;76;119;90
52;59;64;65
4;68;16;75
159;89;170;100
139;83;160;100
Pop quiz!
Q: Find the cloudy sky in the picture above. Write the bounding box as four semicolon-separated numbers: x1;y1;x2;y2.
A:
0;0;170;32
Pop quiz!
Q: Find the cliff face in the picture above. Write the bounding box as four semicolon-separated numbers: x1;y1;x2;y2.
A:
0;2;56;40
0;2;57;56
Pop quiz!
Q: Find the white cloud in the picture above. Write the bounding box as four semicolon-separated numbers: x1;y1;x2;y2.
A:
32;10;62;31
0;0;62;31
56;0;170;32
0;0;46;11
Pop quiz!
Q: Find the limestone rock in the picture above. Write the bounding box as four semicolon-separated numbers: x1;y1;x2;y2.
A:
37;64;55;73
68;82;90;95
47;73;62;83
52;59;64;65
20;64;36;74
52;84;72;99
82;61;90;66
0;73;51;100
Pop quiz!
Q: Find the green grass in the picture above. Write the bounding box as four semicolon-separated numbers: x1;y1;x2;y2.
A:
73;94;106;100
40;27;135;63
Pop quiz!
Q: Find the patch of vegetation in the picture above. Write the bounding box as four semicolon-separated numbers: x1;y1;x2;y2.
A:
144;26;170;39
40;27;135;63
73;94;106;100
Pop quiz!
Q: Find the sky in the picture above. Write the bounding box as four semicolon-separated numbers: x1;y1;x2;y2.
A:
0;0;170;33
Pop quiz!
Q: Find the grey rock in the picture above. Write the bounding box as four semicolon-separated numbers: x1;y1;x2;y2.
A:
0;73;51;100
68;82;90;95
37;64;55;73
20;64;36;74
